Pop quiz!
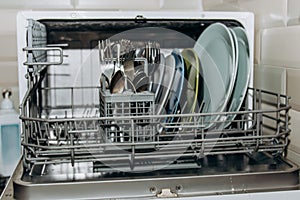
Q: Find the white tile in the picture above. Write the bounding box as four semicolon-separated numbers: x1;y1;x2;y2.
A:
202;0;223;10
287;0;300;26
289;109;300;151
238;0;287;28
287;148;300;166
254;29;261;64
254;65;286;94
0;10;19;35
0;61;18;87
261;26;300;68
162;0;203;10
0;34;17;62
287;68;300;111
75;0;162;10
288;109;300;166
202;0;241;11
0;0;73;9
203;0;287;29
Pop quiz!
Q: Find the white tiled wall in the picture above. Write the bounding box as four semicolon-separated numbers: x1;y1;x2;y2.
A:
0;35;17;61
287;69;300;111
0;61;18;87
0;0;73;9
0;10;19;35
254;64;286;94
161;0;203;10
256;6;300;165
203;0;287;29
287;0;300;26
289;109;300;166
261;26;300;68
74;0;162;10
74;0;203;10
0;10;19;90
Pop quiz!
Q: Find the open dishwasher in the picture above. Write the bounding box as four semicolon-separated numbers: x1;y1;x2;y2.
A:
2;11;299;199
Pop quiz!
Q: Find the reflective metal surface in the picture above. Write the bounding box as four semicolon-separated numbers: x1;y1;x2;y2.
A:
1;153;297;199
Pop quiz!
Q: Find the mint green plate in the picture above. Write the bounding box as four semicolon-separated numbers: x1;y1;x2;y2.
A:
225;27;250;127
194;22;236;129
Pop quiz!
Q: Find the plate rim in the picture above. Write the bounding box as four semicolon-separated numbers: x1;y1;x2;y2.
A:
224;27;250;128
182;48;200;113
156;53;176;115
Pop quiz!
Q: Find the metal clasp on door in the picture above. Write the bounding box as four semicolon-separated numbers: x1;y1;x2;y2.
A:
156;188;178;198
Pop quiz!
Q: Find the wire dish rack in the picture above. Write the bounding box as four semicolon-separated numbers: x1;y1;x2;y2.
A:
20;83;291;173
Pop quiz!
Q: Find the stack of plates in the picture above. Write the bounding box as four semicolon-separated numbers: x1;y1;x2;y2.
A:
152;22;250;129
193;23;250;128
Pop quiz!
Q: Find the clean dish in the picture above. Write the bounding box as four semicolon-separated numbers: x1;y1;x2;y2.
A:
229;28;239;84
181;49;200;115
109;70;125;94
166;50;185;122
132;71;149;92
152;53;166;101
225;27;250;127
123;50;136;81
194;22;236;128
156;54;175;115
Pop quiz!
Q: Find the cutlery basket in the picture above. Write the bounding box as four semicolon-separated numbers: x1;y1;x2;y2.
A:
99;89;156;142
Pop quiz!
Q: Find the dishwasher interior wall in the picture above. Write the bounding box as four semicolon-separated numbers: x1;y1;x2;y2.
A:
16;11;255;124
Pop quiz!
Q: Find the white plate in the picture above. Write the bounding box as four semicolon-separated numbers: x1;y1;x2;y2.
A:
152;53;166;101
194;22;236;128
181;49;200;114
229;28;239;84
156;54;175;115
225;27;250;127
167;50;185;122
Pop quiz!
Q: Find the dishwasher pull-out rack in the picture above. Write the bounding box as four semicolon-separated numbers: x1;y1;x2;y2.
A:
11;84;299;199
20;85;291;172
